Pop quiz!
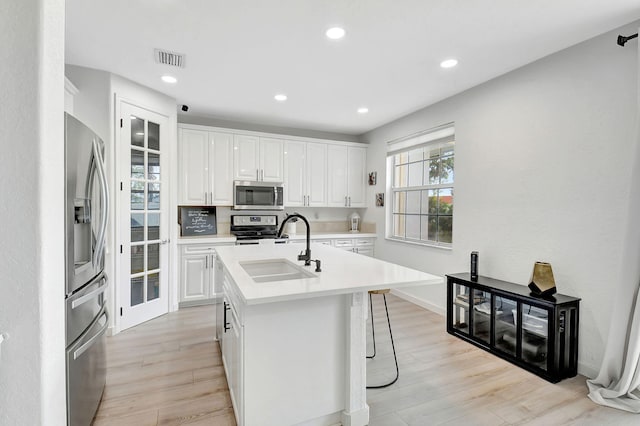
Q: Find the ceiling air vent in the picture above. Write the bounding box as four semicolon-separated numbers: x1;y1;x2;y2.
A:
154;49;185;68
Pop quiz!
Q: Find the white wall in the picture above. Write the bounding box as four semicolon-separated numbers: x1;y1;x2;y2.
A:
64;66;178;330
0;0;66;424
361;22;639;377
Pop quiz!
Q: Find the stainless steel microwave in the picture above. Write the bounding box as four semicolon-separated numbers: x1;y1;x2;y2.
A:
233;181;284;210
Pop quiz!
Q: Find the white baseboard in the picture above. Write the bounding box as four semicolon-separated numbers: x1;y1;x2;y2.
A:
391;288;446;316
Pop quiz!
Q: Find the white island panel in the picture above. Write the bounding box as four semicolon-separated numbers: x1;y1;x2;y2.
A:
216;243;442;426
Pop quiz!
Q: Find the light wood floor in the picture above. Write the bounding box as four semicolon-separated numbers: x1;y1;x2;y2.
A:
94;295;637;425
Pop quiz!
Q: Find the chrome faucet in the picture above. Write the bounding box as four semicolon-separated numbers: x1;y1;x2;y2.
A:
277;213;312;266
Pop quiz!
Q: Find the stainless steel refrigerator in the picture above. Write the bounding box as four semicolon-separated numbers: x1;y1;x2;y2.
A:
64;113;109;426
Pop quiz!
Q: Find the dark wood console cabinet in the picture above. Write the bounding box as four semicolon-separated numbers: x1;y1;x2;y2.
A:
446;273;580;383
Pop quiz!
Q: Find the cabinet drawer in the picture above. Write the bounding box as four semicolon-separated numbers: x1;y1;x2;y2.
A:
333;239;354;248
355;239;374;247
313;239;333;246
182;243;233;255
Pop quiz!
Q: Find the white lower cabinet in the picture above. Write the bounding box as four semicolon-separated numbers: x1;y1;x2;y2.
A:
290;237;375;256
220;269;244;425
179;243;233;306
333;237;375;256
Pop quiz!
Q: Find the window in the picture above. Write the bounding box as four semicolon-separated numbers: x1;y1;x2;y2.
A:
387;124;454;247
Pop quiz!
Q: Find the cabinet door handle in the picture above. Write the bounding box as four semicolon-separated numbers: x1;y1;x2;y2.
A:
261;169;264;181
344;196;347;207
348;196;351;207
257;169;259;181
223;301;231;332
205;256;208;269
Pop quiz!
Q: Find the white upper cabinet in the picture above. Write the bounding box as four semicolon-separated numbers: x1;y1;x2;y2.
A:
284;141;306;206
179;128;233;205
327;145;366;207
347;146;366;207
234;135;284;182
284;141;327;207
259;137;284;182
179;129;209;205
233;134;259;181
210;132;234;204
179;124;366;209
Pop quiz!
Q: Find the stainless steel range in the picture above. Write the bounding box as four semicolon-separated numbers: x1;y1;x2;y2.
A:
230;215;288;245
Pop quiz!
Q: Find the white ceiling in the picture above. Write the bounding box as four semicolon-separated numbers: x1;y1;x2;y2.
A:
65;0;640;135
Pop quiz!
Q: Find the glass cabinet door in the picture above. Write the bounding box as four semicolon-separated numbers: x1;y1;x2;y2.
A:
471;289;491;344
493;296;518;357
520;303;549;371
451;283;470;335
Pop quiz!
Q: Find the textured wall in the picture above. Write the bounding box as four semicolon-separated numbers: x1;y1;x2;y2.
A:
361;21;639;377
0;0;66;424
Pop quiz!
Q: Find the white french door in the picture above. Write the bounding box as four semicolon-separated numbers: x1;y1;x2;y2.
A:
118;102;170;330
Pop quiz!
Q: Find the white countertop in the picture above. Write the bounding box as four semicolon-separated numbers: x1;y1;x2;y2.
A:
176;234;236;244
215;243;442;305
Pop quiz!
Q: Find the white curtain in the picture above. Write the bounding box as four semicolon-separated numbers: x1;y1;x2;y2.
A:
587;32;640;413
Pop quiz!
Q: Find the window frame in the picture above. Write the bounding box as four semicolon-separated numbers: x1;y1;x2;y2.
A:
385;124;455;249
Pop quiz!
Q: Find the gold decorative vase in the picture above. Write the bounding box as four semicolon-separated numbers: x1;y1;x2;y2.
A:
528;261;556;296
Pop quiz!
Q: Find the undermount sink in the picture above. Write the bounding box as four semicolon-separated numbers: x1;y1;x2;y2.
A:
239;258;316;283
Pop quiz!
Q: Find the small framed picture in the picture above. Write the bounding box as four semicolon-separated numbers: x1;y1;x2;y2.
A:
375;193;384;207
368;171;377;186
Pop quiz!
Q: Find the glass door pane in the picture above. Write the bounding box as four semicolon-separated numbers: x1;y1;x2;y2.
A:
451;283;470;335
521;303;549;371
493;296;518;357
471;289;491;344
128;117;163;306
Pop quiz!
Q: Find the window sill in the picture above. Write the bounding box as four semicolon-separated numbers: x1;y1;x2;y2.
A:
385;236;452;251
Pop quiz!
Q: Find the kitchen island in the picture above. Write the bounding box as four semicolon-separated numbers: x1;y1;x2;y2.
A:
215;243;441;426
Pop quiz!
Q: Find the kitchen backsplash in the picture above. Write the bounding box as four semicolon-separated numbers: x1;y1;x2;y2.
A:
213;220;375;236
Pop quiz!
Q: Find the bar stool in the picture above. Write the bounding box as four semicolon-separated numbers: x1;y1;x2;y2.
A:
366;289;399;388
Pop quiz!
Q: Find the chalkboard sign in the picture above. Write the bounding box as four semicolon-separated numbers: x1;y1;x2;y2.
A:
179;206;217;236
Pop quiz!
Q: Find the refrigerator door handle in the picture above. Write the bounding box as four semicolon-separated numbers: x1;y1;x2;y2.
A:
70;275;108;309
85;150;97;268
92;138;109;268
73;309;109;360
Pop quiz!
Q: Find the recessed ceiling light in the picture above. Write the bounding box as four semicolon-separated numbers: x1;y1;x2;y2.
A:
357;107;369;114
440;59;458;69
326;27;346;40
136;132;144;136
161;75;177;84
274;94;287;102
